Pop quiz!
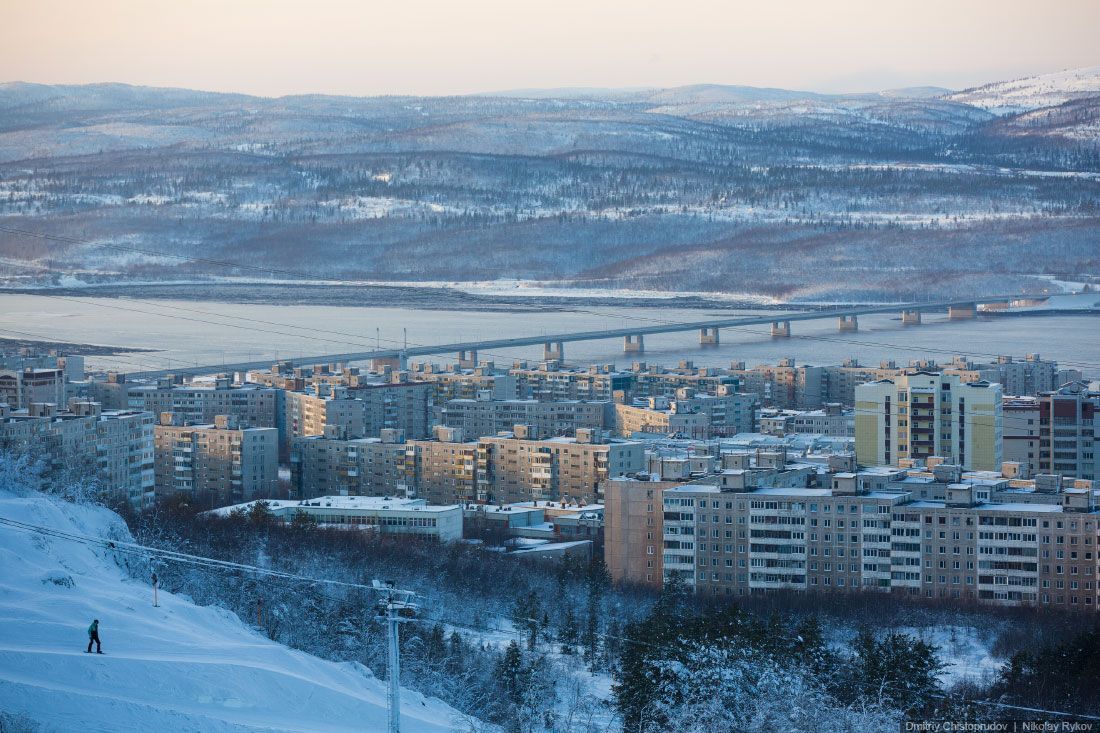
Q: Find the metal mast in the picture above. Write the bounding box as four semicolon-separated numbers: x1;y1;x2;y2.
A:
374;580;418;733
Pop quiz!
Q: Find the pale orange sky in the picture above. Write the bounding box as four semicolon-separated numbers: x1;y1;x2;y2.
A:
3;0;1099;97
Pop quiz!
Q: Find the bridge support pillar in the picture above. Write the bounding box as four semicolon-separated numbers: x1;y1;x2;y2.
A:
457;349;478;369
699;327;720;346
543;341;565;362
838;315;858;332
623;334;645;354
948;303;977;320
770;321;791;338
901;310;922;326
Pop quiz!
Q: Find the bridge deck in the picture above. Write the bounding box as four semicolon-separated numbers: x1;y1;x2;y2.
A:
124;295;1027;379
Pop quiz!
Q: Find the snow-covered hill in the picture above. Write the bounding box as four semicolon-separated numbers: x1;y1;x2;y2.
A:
946;66;1100;114
0;490;469;732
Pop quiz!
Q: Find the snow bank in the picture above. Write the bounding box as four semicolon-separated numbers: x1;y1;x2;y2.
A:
0;491;469;732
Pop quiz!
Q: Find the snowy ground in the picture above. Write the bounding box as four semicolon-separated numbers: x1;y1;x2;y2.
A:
827;623;1004;688
0;491;473;732
898;626;1005;687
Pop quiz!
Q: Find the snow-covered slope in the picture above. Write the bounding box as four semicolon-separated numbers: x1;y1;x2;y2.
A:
946;66;1100;114
0;491;468;733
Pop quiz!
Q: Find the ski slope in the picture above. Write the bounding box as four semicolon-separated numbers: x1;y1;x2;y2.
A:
0;490;470;732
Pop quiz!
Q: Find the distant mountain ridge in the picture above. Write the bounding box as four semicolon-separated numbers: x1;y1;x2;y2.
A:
946;65;1100;114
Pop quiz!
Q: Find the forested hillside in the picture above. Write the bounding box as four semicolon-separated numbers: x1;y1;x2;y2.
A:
1;69;1098;301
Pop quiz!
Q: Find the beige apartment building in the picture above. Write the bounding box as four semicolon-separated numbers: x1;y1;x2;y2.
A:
405;427;481;504
283;382;432;444
613;388;756;439
477;427;644;505
656;468;1097;610
154;413;278;506
615;361;740;400
510;363;629;402
123;377;281;431
409;363;516;404
440;398;610;439
855;372;1003;471
0;400;154;509
603;477;685;589
728;358;827;409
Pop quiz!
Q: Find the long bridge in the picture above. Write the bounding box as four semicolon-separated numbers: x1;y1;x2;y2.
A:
126;294;1046;379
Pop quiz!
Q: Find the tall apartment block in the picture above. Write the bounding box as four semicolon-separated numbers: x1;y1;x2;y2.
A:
603;477;686;588
154;413;278;507
440;398;610;439
855;372;1003;471
659;468;1096;609
0;400;154;509
613;388;757;439
1003;396;1042;474
290;428;409;499
476;427;644;505
0;367;66;410
727;359;827;409
121;377;282;432
602;450;1097;610
1037;383;1098;480
405;427;481;504
283;381;432;444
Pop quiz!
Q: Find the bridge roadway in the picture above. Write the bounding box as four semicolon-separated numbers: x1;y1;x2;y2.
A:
125;294;1034;380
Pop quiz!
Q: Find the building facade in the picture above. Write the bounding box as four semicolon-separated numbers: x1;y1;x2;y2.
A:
154;413;278;506
855;373;1003;471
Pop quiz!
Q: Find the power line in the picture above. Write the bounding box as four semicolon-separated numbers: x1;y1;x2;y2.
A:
1;513;1094;721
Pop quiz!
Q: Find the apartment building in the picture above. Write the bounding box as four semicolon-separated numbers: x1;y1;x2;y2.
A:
90;405;156;510
283;386;367;441
210;496;463;542
283;381;431;444
759;403;854;437
1037;383;1098;479
0;400;154;509
409;363;517;404
510;363;630;402
1003;396;1042;474
290;429;408;499
476;427;644;505
349;381;433;439
656;467;1097;610
626;361;741;399
855;372;1003;471
603;477;686;589
440;398;610;439
942;354;1059;397
728;359;827;409
405;427;481;504
154;413;278;506
125;377;282;432
0;367;66;410
613;388;757;439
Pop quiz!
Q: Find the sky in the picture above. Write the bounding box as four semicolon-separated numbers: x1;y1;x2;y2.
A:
3;0;1099;97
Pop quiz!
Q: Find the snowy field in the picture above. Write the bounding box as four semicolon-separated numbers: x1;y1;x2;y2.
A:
0;491;472;733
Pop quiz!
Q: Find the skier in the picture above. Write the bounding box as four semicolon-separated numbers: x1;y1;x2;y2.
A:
86;619;102;654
